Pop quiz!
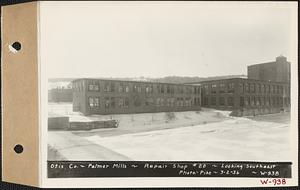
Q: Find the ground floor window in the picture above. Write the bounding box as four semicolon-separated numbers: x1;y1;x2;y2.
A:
88;97;100;108
228;97;234;106
211;97;216;106
240;97;244;107
219;97;225;106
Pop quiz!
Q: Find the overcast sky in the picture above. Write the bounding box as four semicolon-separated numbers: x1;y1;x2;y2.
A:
40;1;297;78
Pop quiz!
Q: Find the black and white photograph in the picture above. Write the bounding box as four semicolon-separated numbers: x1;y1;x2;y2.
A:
40;1;297;186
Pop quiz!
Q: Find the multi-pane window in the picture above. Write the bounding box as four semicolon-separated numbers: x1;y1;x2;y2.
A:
245;83;250;93
239;83;244;93
228;83;234;93
104;82;115;92
133;96;142;106
88;81;99;91
88;97;100;108
256;97;260;106
203;97;208;106
220;83;226;93
133;85;142;93
250;83;255;93
118;83;124;93
104;97;115;108
211;97;216;106
219;97;225;106
125;85;130;93
203;85;209;95
240;97;244;107
228;97;234;106
146;98;154;106
245;97;250;106
261;84;265;94
211;84;217;94
124;97;129;107
146;85;153;93
257;84;261;93
118;97;124;108
250;97;255;106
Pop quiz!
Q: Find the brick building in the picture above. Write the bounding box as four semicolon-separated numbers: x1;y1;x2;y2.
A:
72;78;201;115
192;78;290;116
248;55;291;83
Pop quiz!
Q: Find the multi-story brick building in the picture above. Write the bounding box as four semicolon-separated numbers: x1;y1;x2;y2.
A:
248;55;291;83
189;78;290;116
72;78;201;115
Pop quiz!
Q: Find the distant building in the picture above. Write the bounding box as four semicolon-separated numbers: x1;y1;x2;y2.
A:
72;78;201;115
48;87;73;102
248;55;291;83
191;78;290;116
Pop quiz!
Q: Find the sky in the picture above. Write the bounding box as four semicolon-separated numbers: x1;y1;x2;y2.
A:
40;1;297;78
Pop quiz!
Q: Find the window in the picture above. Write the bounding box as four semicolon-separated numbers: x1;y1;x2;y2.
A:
104;97;110;108
125;85;130;93
118;83;124;93
104;82;114;92
250;83;255;93
118;97;124;108
146;85;153;93
220;83;226;93
110;97;115;108
245;97;250;106
211;84;217;94
203;85;209;95
203;97;208;106
239;83;244;93
88;97;100;108
240;97;244;107
133;85;142;93
211;97;216;106
256;97;260;106
228;83;234;93
125;97;129;107
219;97;225;106
146;98;154;106
261;84;265;94
228;97;234;106
88;81;99;91
257;84;261;93
245;83;250;93
250;97;255;106
133;96;141;106
104;97;115;108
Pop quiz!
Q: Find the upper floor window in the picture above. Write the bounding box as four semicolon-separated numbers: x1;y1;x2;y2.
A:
104;82;115;92
220;83;226;93
88;81;99;91
145;85;153;93
228;83;234;93
211;84;217;94
250;83;255;93
133;85;142;93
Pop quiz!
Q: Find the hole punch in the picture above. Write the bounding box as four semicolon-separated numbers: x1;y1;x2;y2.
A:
14;144;23;154
8;41;22;53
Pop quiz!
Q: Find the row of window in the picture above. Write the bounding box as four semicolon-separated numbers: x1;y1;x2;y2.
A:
73;81;201;94
202;97;234;106
88;97;201;108
202;96;290;107
202;82;289;95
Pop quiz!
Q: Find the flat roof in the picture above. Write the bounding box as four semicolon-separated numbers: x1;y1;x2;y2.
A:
72;78;198;86
185;77;290;85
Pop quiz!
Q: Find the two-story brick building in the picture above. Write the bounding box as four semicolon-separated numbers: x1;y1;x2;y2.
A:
72;78;201;115
190;78;290;116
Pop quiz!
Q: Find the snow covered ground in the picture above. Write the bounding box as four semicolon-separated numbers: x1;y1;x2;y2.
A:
48;103;291;161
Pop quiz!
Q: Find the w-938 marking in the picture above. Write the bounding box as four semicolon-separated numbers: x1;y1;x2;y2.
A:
260;178;287;186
